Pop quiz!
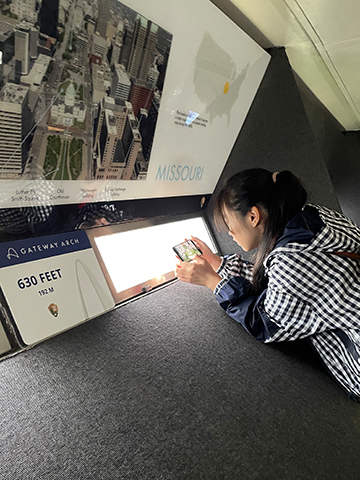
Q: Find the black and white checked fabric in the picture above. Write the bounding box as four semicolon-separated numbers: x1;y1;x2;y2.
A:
214;204;360;399
0;206;53;234
215;254;254;293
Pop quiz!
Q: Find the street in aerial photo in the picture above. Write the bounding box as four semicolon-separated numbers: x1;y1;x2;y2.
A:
0;0;172;182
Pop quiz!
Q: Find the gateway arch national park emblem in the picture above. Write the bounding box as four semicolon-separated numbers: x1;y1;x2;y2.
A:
48;304;59;317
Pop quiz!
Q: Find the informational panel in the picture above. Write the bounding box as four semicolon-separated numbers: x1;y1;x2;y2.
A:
0;231;114;345
0;0;270;208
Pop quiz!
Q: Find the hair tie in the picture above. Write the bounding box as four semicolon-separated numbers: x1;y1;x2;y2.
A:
272;171;279;183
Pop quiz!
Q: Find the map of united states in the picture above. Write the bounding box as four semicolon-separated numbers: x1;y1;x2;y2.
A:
194;32;249;125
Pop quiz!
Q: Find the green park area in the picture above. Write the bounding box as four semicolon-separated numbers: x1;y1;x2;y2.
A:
69;138;84;180
43;135;62;178
54;140;70;180
78;84;84;101
43;136;84;180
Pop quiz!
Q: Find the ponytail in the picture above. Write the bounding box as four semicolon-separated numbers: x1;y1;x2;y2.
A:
214;168;307;292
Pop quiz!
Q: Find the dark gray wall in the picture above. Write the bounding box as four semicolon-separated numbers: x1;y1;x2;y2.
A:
205;47;341;256
329;131;360;226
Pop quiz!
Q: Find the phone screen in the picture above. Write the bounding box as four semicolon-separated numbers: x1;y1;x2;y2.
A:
173;239;202;262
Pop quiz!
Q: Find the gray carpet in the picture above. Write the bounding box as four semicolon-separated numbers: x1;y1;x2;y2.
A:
0;280;359;479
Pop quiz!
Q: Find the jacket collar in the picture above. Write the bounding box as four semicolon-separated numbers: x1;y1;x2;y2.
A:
274;205;324;250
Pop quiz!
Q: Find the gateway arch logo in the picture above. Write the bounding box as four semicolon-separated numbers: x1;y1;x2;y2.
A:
7;248;19;261
48;303;59;317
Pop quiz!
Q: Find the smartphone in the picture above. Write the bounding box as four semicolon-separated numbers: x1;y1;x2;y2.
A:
173;239;202;262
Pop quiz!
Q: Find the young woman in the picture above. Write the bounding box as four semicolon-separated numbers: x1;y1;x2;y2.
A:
175;168;360;401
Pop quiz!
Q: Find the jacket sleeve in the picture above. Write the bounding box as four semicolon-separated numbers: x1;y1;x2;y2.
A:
214;276;280;342
214;274;334;343
217;254;254;283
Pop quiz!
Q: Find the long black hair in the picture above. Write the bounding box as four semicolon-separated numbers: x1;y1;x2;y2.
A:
214;168;308;292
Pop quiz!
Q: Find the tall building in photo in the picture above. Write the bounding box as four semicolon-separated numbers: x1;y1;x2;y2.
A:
119;27;133;68
138;22;158;82
94;97;133;180
139;92;160;162
95;109;125;180
91;61;112;103
127;16;158;83
15;25;30;75
121;112;142;180
94;97;132;145
97;0;110;38
93;97;143;180
110;35;122;66
127;16;147;78
128;80;154;117
0;83;31;178
111;64;131;102
75;33;89;67
90;34;107;65
98;109;118;170
29;27;38;61
39;0;59;40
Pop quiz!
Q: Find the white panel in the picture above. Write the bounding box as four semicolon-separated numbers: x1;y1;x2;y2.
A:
0;230;115;346
0;249;114;345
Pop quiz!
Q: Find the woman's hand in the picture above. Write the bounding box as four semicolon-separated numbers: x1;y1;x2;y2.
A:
175;256;221;291
190;236;222;272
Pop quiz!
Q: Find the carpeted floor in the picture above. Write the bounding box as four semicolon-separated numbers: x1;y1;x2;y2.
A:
0;281;359;480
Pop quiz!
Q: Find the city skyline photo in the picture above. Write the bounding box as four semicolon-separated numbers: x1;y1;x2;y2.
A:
0;0;173;183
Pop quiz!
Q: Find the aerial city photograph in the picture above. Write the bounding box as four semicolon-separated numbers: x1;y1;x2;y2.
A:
0;0;172;181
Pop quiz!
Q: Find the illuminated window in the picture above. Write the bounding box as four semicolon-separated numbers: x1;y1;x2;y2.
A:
87;213;218;304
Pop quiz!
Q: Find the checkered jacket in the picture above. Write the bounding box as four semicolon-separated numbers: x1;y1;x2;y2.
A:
214;204;360;400
0;207;53;234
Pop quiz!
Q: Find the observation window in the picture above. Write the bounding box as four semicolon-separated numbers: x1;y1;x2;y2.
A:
87;213;218;304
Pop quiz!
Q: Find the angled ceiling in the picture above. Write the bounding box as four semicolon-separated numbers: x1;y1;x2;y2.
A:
211;0;360;131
